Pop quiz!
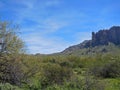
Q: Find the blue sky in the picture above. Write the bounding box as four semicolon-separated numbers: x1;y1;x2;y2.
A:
0;0;120;54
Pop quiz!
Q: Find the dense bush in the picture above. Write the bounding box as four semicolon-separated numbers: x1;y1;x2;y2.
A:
90;60;120;78
0;83;22;90
0;54;24;86
40;63;73;88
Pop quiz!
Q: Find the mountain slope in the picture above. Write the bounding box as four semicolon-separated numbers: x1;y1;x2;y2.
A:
61;26;120;55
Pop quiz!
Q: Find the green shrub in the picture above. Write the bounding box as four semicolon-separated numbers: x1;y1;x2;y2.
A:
0;83;22;90
40;63;73;88
0;55;24;86
90;60;120;78
60;61;73;67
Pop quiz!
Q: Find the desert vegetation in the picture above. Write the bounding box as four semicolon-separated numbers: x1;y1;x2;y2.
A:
0;21;120;90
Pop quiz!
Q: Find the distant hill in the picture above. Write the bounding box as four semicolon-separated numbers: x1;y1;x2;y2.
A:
61;26;120;55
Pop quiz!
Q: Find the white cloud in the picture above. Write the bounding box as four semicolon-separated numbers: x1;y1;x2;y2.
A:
20;17;69;54
41;19;68;33
21;28;92;54
23;32;71;54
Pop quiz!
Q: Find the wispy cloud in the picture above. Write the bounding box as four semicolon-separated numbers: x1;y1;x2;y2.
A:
9;0;72;54
23;32;71;54
41;19;68;33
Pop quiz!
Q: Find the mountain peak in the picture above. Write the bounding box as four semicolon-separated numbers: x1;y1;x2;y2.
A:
62;26;120;54
92;26;120;46
110;26;120;30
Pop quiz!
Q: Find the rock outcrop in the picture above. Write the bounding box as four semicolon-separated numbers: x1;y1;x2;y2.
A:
62;26;120;53
91;26;120;46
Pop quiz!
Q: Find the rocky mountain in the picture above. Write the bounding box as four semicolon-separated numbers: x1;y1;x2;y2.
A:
92;26;120;46
61;26;120;55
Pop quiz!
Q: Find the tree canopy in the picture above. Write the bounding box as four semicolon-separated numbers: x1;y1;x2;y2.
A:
0;21;25;54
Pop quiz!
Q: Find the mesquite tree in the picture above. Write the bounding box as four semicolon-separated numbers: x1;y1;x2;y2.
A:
0;21;25;86
0;21;25;54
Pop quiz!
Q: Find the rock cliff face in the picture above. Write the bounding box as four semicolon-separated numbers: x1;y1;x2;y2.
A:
62;26;120;53
92;26;120;46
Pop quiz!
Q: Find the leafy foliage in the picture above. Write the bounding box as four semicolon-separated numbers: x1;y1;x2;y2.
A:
41;63;73;88
0;54;24;86
0;21;25;54
90;56;120;78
